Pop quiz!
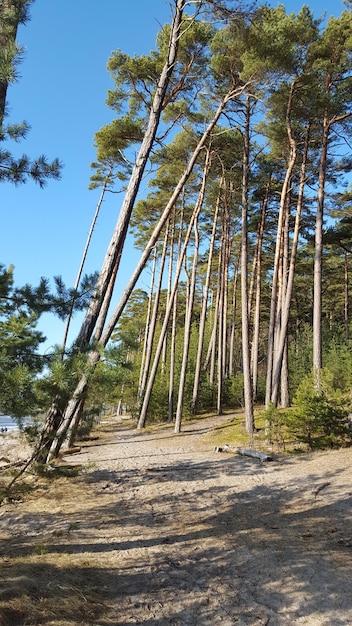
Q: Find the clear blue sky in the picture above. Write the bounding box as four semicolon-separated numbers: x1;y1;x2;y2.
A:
1;0;347;352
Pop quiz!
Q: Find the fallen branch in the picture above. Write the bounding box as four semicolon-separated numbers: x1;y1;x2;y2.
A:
214;445;273;461
312;482;330;497
0;460;26;471
236;448;273;462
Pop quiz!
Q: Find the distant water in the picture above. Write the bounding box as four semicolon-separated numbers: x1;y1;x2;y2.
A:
0;415;30;433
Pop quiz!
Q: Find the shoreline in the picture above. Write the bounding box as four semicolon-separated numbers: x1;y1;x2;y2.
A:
0;430;33;465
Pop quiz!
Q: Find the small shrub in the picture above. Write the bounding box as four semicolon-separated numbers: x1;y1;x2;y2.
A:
287;373;351;450
262;403;287;450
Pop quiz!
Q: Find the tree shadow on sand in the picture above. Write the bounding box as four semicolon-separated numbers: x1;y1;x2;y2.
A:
0;454;351;625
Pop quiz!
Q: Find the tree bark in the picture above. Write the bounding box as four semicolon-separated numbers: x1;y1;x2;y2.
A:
174;213;200;432
270;122;311;406
191;175;221;412
265;80;297;408
75;0;186;350
251;178;269;400
138;226;169;399
241;96;254;434
45;82;250;461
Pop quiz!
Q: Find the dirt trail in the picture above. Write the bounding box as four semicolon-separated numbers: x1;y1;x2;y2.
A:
0;415;351;625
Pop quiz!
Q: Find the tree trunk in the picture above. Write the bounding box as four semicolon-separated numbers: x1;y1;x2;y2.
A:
241;96;254;435
228;252;240;378
265;80;297;408
174;213;200;432
138;226;169;398
313;110;329;389
191;175;221;412
168;204;184;423
138;247;157;398
44;83;249;461
75;0;186;350
270;122;311;406
61;169;113;352
251;178;269;400
344;251;349;343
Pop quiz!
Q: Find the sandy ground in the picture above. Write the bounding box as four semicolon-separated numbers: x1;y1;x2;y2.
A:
0;415;351;625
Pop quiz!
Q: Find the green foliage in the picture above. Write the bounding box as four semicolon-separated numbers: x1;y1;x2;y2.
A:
324;339;352;391
0;264;99;419
286;373;351;449
0;149;62;186
0;0;62;184
228;373;245;408
262;403;287;450
0;265;44;417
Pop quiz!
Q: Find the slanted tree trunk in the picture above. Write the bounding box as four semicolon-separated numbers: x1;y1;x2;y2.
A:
45;83;250;461
75;0;187;350
61;169;113;352
270;122;311;406
138;248;157;397
138;226;169;398
191;175;221;412
137;154;210;430
265;80;297;408
162;215;175;373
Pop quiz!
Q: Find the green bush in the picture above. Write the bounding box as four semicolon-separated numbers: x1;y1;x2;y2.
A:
262;402;287;450
286;373;351;450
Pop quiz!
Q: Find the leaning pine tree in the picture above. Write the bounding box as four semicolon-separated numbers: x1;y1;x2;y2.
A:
36;0;192;462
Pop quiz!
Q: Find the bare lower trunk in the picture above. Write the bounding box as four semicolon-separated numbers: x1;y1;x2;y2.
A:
250;179;269;399
313;112;329;389
191;177;221;412
241;97;254;435
270;122;310;406
265;80;297;408
138;248;157;397
174;213;200;432
138;226;169;398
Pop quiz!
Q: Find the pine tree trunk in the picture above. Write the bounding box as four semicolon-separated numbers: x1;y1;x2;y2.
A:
75;0;187;350
137;165;206;430
174;214;200;432
241;97;254;434
270;122;310;406
138;248;157;397
138;227;168;398
228;252;240;378
313;111;329;389
251;178;269;400
344;251;349;343
191;175;221;412
265;80;297;408
168;205;184;423
61;171;112;352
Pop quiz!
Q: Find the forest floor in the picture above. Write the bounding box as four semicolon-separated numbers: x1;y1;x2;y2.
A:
0;412;351;626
